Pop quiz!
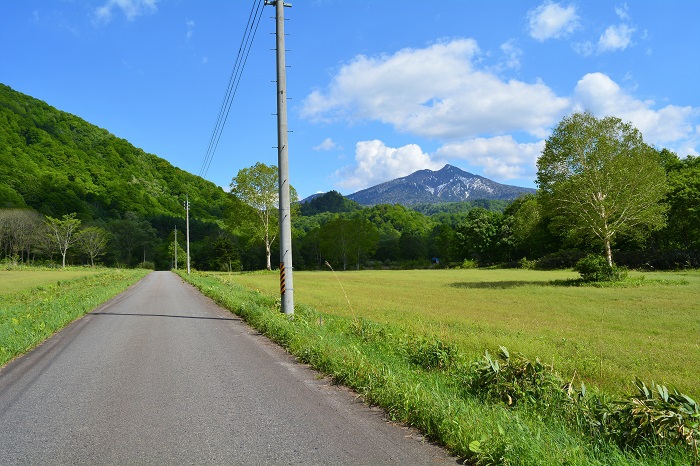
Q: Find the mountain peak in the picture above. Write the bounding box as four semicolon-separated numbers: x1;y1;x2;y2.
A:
347;165;535;206
437;164;476;176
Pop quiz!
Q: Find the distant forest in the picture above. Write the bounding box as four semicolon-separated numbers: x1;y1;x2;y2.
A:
1;83;699;271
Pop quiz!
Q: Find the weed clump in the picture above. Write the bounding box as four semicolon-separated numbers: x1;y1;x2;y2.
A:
467;346;571;412
465;346;699;464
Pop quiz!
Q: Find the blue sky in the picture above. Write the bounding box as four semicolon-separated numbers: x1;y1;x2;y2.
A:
2;1;699;199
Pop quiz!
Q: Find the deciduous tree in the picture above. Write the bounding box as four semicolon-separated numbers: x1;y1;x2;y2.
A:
77;226;109;266
46;212;81;267
536;112;668;266
230;162;297;270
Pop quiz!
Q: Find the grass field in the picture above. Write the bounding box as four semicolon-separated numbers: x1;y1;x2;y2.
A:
224;268;700;398
0;268;106;294
0;268;150;366
181;269;699;465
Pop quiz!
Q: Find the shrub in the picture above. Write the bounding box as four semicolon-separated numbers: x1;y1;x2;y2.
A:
574;254;628;282
517;257;538;270
460;259;478;269
137;261;156;270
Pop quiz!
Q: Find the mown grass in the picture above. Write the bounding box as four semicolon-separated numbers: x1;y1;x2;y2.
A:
179;269;696;465
229;268;700;399
0;268;104;294
0;268;150;366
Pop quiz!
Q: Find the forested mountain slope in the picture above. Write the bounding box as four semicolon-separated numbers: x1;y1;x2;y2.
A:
0;83;233;222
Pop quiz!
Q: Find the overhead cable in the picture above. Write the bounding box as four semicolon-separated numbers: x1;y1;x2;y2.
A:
198;0;265;179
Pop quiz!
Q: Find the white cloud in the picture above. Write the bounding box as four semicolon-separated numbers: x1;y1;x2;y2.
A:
574;72;696;145
572;41;595;57
94;0;158;23
313;138;338;151
334;140;443;191
301;39;569;140
615;3;631;21
598;23;635;52
186;19;195;40
527;1;580;41
498;39;523;71
436;136;545;180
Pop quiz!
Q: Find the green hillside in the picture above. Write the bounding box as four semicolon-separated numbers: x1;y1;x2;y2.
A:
0;83;249;270
0;83;232;221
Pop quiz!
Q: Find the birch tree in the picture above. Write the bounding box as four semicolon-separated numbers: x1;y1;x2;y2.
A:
230;162;297;270
536;112;668;266
46;213;82;268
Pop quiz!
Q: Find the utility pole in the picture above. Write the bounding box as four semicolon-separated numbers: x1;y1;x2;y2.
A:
184;194;191;275
267;0;294;315
174;226;177;270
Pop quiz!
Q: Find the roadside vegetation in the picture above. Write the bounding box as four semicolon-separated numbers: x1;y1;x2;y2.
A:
179;269;699;465
0;268;149;367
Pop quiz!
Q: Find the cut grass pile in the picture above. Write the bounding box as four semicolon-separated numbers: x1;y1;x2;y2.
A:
230;268;700;399
0;268;150;366
179;269;698;466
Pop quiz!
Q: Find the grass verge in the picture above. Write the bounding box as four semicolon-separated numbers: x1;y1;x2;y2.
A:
0;268;150;367
178;270;697;466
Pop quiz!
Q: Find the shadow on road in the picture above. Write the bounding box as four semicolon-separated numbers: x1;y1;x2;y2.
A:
91;312;240;322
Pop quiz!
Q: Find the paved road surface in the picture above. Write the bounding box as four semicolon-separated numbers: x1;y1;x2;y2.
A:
0;271;454;465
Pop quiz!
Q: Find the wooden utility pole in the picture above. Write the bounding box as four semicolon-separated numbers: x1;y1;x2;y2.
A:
267;0;294;315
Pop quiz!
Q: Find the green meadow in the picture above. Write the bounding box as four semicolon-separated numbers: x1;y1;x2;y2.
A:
0;268;104;294
227;268;700;399
181;269;700;465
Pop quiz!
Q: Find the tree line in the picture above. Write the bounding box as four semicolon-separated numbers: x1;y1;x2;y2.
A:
1;80;698;272
234;112;700;272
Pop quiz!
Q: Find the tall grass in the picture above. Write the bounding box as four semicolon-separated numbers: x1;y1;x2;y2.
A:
179;270;697;465
0;269;150;366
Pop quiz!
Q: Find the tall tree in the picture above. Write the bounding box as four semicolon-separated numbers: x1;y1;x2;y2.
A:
348;217;380;270
455;207;503;265
662;153;700;250
536;112;668;266
46;212;81;267
77;226;109;266
320;216;380;270
230;162;297;270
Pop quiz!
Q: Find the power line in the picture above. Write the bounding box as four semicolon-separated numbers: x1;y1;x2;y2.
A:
198;0;265;179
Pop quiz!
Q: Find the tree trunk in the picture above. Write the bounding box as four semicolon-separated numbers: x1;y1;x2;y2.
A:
265;232;272;271
605;239;613;267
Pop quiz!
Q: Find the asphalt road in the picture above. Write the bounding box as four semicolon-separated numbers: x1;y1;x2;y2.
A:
0;271;454;465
